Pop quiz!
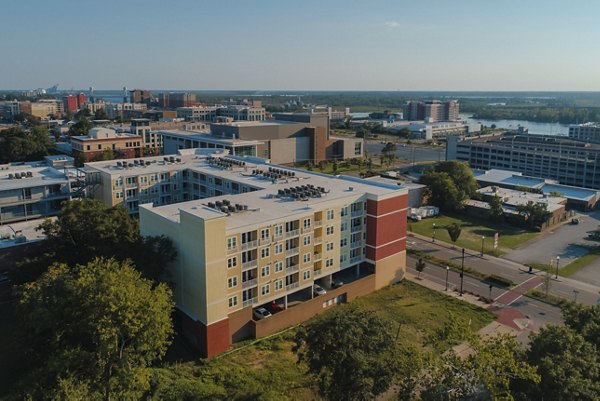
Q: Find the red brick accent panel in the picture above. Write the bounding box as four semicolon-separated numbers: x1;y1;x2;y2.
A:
366;194;408;216
366;239;406;261
202;319;231;358
366;212;406;246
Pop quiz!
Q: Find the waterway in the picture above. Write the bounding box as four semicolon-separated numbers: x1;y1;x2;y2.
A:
459;113;569;136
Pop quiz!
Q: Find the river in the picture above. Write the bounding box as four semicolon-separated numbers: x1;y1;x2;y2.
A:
459;113;569;136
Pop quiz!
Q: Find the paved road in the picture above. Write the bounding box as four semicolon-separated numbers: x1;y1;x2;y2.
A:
408;233;600;305
364;141;445;163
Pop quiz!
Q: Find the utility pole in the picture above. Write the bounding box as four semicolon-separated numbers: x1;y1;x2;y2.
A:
460;248;465;296
555;256;560;279
445;266;449;291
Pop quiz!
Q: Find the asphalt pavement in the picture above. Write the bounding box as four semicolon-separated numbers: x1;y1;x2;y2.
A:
364;141;445;164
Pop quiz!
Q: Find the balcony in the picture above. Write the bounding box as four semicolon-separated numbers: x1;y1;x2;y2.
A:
351;209;363;217
285;229;300;238
314;237;323;245
241;240;258;251
242;278;258;289
125;182;138;189
313;268;322;277
313;253;322;261
285;247;299;256
314;220;323;227
242;260;258;270
286;282;300;291
350;256;362;265
351;225;362;233
351;241;363;249
285;264;299;274
242;297;258;308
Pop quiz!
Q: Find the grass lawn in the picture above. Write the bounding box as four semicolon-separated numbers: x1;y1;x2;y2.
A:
408;213;539;256
525;247;600;278
161;281;495;400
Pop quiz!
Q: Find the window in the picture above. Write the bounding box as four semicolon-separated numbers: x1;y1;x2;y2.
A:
228;296;238;308
227;276;238;288
340;253;348;263
261;247;270;259
354;142;362;155
261;265;270;277
140;176;148;184
274;243;283;254
260;228;270;240
261;284;270;296
340;238;348;247
303;253;311;263
303;270;311;280
274;225;283;237
227;236;237;250
274;261;283;273
326;242;334;251
274;279;283;291
327;210;334;220
115;192;123;199
303;235;311;246
303;218;311;229
340;206;348;217
326;226;334;235
227;257;237;268
326;258;334;268
114;178;122;188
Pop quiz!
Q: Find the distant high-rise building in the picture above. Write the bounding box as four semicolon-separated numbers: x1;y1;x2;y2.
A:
403;100;459;122
63;95;79;113
77;93;88;109
129;89;153;105
168;93;196;108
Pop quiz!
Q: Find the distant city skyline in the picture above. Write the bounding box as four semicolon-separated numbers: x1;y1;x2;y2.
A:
2;0;600;91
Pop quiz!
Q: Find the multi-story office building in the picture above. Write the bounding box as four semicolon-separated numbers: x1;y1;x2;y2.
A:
127;150;407;357
403;100;459;122
104;103;148;120
176;106;219;121
568;123;600;144
0;161;76;224
71;127;142;162
447;133;600;190
129;89;152;105
130;118;162;154
217;105;266;121
0;101;20;121
20;100;64;119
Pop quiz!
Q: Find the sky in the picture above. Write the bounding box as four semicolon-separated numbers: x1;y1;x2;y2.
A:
1;0;600;91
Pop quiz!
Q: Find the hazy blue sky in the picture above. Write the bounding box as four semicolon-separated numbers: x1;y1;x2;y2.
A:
1;0;599;91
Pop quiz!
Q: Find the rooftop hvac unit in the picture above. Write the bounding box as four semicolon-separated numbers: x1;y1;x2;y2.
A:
223;199;230;206
228;205;235;213
8;173;14;179
26;171;33;177
215;201;223;207
176;158;181;163
220;206;229;213
117;161;123;167
128;163;134;168
243;205;248;210
208;202;215;208
145;161;151;166
169;156;175;163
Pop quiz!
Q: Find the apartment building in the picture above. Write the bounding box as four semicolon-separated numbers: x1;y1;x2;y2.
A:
129;89;152;105
20;100;64;119
130;118;162;154
569;123;600;144
403;100;459;122
176;106;219;121
0;162;75;224
132;150;407;357
447;133;600;190
217;105;266;121
71;127;142;162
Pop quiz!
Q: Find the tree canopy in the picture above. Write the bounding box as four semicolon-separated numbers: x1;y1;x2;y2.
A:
446;223;462;243
0;126;54;163
13;258;174;401
488;195;505;222
420;161;478;211
515;201;552;229
294;305;401;401
15;199;176;284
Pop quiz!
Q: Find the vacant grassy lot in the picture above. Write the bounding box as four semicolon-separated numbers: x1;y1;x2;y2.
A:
409;213;539;256
158;281;495;400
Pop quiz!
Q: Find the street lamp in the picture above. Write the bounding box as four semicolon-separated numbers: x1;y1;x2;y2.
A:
432;223;436;243
555;256;560;279
445;265;450;291
460;248;465;296
481;236;485;257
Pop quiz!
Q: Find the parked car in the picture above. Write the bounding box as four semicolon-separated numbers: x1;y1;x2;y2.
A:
266;301;284;313
571;218;580;225
332;279;344;289
253;307;272;320
313;284;327;296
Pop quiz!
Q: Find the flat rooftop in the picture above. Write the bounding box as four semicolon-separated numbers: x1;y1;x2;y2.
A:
0;162;70;191
477;186;565;213
157;129;263;146
137;153;406;231
210;120;305;128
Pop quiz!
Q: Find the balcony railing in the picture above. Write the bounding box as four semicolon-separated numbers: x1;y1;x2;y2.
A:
313;268;322;277
313;252;322;261
242;260;258;270
285;264;299;274
285;247;299;256
242;297;258;308
314;237;323;245
241;240;258;251
351;209;363;217
351;225;362;233
314;220;323;227
351;241;363;249
350;256;362;265
125;182;138;189
242;278;258;289
285;229;300;238
286;282;300;291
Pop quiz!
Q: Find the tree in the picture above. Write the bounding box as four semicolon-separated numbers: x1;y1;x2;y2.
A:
15;199;176;284
416;258;426;278
434;161;478;202
0;126;54;163
94;108;109;120
560;303;600;349
397;127;411;138
488;195;505;222
446;223;462;244
420;334;539;401
294;305;401;401
515;201;552;229
68;118;92;136
13;258;174;401
520;325;599;401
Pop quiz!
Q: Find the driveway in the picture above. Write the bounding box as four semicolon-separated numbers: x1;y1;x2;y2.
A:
504;210;600;286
